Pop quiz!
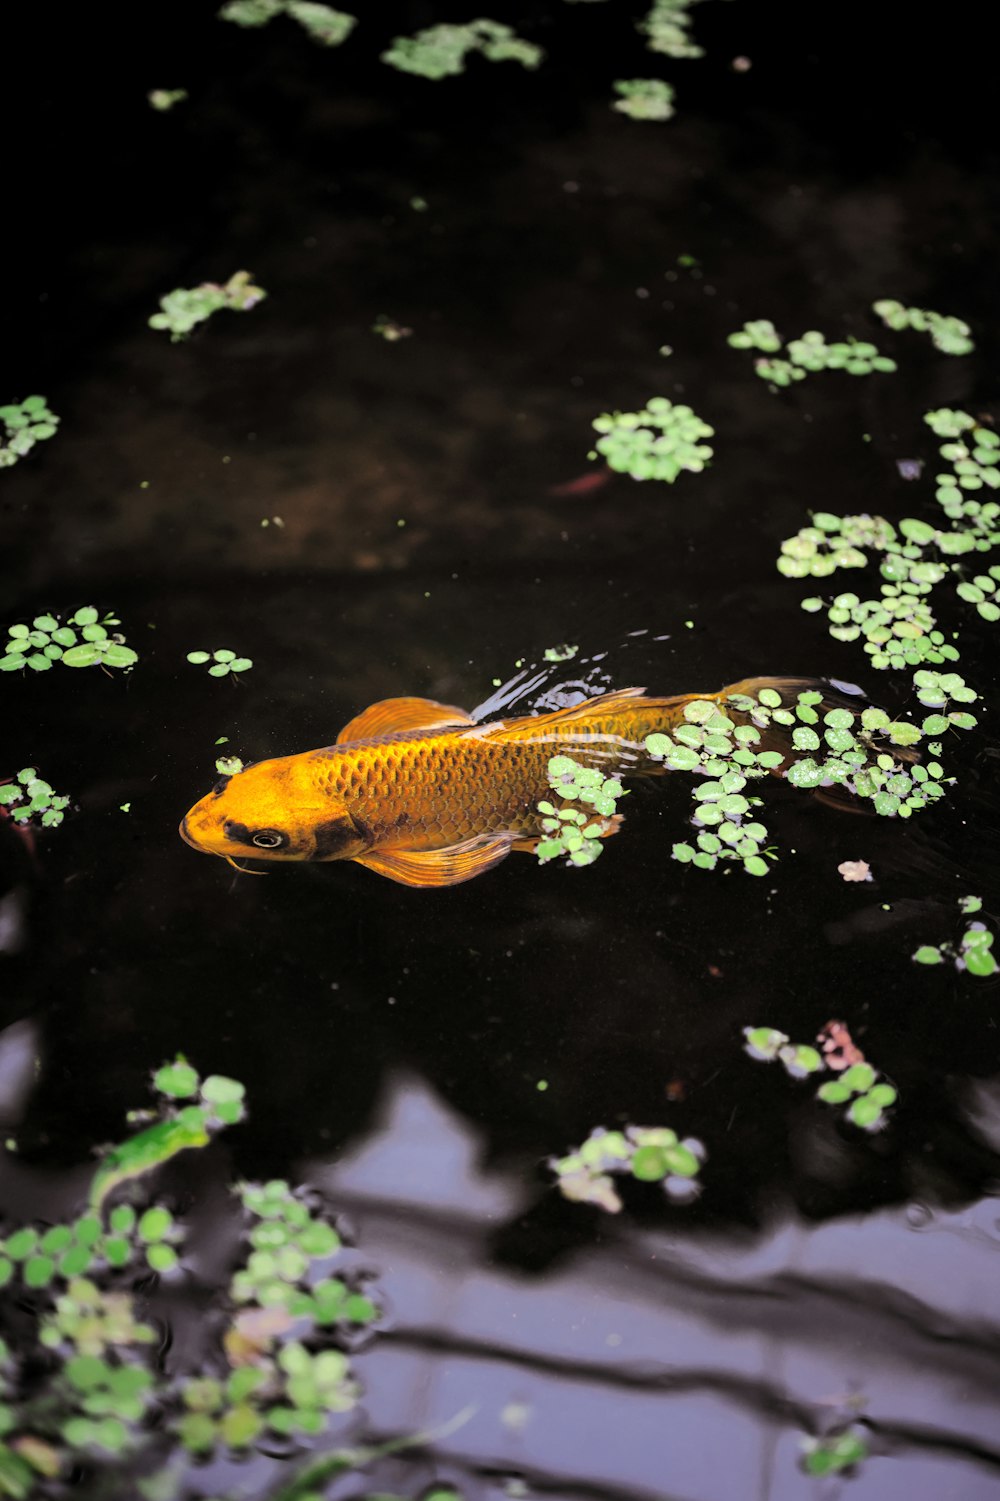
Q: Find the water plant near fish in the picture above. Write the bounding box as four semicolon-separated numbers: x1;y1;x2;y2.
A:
551;1123;706;1213
0;395;59;469
0;1060;381;1495
1;608;138;672
218;0;356;46
381;20;542;79
0;769;71;829
147;88;188;111
872;299;974;355
535;756;628;868
148;270;267;341
186;647;254;678
589;397;714;481
744;1023;897;1131
728;320;897;386
912;896;996;977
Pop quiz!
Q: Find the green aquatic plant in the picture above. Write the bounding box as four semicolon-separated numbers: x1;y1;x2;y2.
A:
0;1065;380;1495
0;395;59;469
219;0;356;45
638;0;707;58
589;397;714;482
542;642;578;662
728;320;896;388
551;1123;706;1213
800;1427;870;1477
381;20;542;79
536;755;628;868
913;896;996;977
872;299;973;355
149;270;267;341
0;769;71;829
2;607;138;672
744;1026;897;1131
187;648;254;677
215;754;245;776
612;78;676;120
372;313;413;341
147;88;187;110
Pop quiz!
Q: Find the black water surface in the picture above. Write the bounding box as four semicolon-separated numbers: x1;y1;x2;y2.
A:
2;3;1000;1498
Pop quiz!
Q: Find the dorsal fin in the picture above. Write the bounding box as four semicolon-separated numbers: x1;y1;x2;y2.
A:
468;685;649;737
337;695;476;744
353;834;513;888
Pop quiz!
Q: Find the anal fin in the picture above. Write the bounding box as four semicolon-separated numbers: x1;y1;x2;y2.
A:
354;834;513;888
337;695;476;744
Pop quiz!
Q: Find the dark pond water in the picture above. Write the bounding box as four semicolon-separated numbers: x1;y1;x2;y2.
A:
3;3;1000;1498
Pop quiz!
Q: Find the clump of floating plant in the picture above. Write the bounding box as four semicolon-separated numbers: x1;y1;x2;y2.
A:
2;607;138;672
0;395;60;469
381;20;542;78
728;320;897;388
536;756;628;868
612;78;676;120
647;698;778;877
372;313;413;341
638;0;708;58
147;88;187;110
800;1426;870;1478
215;753;245;776
780;410;999;672
0;768;71;829
542;642;578;662
219;0;357;46
589;397;714;481
913;894;996;977
551;1123;706;1213
744;1022;897;1131
872;299;973;356
187;647;254;678
149;270;267;341
0;1061;381;1494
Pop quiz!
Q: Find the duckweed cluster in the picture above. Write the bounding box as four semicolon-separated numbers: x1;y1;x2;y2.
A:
542;642;578;662
872;299;973;356
187;647;254;677
612;78;676;120
800;1428;870;1477
0;769;70;829
147;88;187;110
219;0;356;46
744;1026;897;1131
0;1063;380;1495
639;0;707;58
1;607;138;672
0;395;59;469
589;397;714;482
913;896;996;977
536;756;628;868
728;321;897;387
551;1123;706;1213
381;20;542;79
148;270;267;340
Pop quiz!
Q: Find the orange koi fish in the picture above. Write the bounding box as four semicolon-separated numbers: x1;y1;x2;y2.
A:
180;676;810;889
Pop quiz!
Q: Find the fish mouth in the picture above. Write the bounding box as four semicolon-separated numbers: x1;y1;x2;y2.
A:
179;816;207;852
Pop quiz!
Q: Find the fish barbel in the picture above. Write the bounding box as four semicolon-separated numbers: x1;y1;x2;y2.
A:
180;675;818;888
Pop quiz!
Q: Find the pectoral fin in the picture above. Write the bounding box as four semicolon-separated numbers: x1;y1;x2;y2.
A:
337;696;476;743
354;835;513;888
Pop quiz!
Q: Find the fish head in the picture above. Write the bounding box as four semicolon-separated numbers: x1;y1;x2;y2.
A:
179;756;371;865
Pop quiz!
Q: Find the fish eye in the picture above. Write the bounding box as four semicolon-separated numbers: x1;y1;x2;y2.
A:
251;829;287;849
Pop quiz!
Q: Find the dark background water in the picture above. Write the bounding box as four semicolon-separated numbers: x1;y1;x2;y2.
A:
2;3;1000;1497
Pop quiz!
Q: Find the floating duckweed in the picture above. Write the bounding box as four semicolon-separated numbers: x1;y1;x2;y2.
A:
800;1428;870;1477
187;648;254;677
913;898;997;977
542;642;578;662
744;1024;896;1131
536;756;629;868
589;397;714;482
729;322;896;388
872;299;974;355
638;0;706;58
611;78;676;121
551;1122;707;1213
148;88;188;110
2;607;138;672
149;270;267;341
381;19;542;78
0;395;60;468
0;767;71;829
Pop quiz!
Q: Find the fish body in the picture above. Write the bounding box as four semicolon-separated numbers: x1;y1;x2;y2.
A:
180;677;799;888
